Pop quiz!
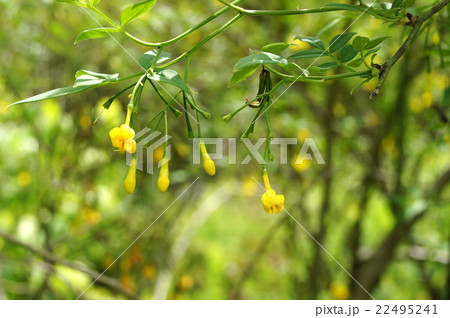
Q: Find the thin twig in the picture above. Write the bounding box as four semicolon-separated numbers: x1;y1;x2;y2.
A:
370;0;449;99
0;229;137;299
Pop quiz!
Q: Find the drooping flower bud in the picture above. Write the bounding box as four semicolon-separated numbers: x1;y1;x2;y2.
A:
124;158;137;194
157;159;170;193
200;141;216;176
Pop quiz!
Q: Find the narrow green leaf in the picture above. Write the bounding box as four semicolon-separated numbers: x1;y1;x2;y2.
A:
234;52;287;72
74;71;119;87
363;36;390;50
8;86;91;107
288;50;328;59
329;32;356;53
120;0;157;27
148;69;190;93
295;35;325;50
352;36;370;51
103;84;135;110
139;49;171;69
229;65;259;87
261;42;290;54
75;28;117;44
340;45;358;62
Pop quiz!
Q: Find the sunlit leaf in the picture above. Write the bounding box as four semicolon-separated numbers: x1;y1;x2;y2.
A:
139;49;171;69
261;42;290;54
229;65;259;87
147;68;190;93
233;52;287;72
75;28;118;44
295;35;325;50
120;0;157;27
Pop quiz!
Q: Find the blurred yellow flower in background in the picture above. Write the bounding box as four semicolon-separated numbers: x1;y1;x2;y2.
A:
242;176;258;196
178;274;194;291
333;102;346;118
292;155;312;172
297;129;311;143
17;171;32;187
142;264;156;280
431;32;440;46
364;111;379;127
330;282;350;300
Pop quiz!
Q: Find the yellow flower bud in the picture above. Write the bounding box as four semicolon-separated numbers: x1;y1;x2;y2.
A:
200;142;216;176
431;32;440;46
124;158;137;194
157;160;170;193
109;124;136;153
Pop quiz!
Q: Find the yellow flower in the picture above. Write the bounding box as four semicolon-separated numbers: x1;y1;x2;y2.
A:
330;282;350;300
292;155;311;172
261;169;284;214
431;32;440;46
157;159;170;193
200;141;216;176
17;171;32;187
109;124;136;153
296;129;311;143
124;158;137;194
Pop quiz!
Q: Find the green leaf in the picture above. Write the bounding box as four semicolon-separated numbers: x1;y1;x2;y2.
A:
229;65;259;87
261;42;290;54
329;32;356;53
89;0;101;6
392;0;403;8
363;36;390;50
347;58;363;67
340;44;358;62
148;68;190;93
139;49;171;69
120;0;157;27
288;50;328;59
103;83;135;110
75;28;117;44
233;52;287;72
295;35;325;50
364;46;381;57
8;86;92;107
74;70;119;87
317;62;339;70
352;36;370;51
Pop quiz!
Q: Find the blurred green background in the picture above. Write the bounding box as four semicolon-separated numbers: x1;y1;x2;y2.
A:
0;0;449;300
